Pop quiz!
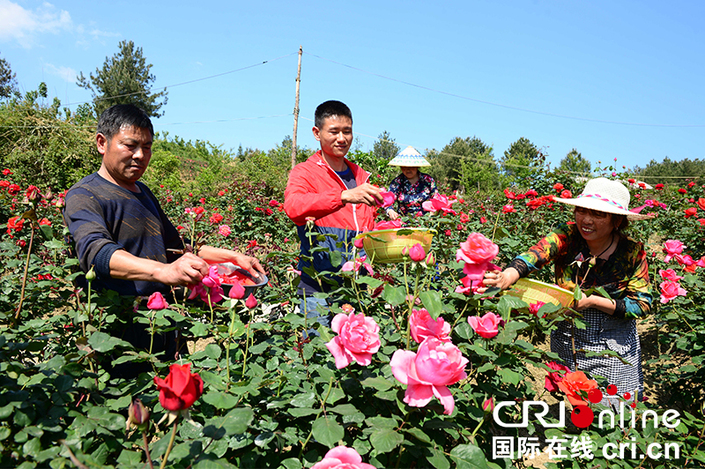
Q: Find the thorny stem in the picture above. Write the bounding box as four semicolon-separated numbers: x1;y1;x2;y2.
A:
159;418;179;469
14;222;35;321
683;418;705;468
142;432;155;469
299;377;335;458
241;306;254;378
490;210;502;242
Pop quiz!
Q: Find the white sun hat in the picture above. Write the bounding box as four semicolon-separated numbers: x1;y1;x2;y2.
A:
387;146;431;167
554;177;654;221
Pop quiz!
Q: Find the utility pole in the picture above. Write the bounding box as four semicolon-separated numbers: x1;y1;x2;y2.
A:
291;46;303;170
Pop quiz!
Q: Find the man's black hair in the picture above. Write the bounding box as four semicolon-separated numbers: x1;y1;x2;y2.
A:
314;100;352;129
96;104;154;141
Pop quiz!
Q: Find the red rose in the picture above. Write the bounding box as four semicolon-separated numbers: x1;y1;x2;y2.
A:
553;183;564;192
688;181;696;188
503;188;516;200
697;198;705;211
655;183;664;190
25;185;40;201
560;190;572;199
678;188;687;194
153;363;204;411
557;370;598;406
628;178;635;184
7;183;20;195
685;207;697;218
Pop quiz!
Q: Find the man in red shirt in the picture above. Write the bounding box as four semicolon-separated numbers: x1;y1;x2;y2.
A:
284;101;381;330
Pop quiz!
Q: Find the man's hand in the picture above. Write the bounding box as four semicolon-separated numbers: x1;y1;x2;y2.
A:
153;253;210;285
231;253;266;280
341;183;383;206
197;246;266;280
109;250;209;286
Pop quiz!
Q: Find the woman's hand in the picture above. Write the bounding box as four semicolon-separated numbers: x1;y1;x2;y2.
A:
574;294;616;315
477;268;520;293
387;209;400;220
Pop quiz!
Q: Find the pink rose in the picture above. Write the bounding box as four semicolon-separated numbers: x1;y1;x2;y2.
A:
675;254;694;266
422;193;455;214
311;446;376;469
378;188;396;208
659;280;687;304
457;233;499;265
659;269;683;282
409;308;451;344
373;219;402;231
482;397;495;412
228;281;245;299
408;243;426;262
218;225;231;236
663;240;684;262
341;256;374;276
529;301;546;317
147;292;168;310
188;266;224;304
325;313;380;369
468;312;501;339
390;338;469;415
544;361;571;392
354;237;365;249
245;293;258;309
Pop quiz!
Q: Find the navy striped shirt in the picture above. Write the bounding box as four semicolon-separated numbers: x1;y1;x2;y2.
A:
63;173;184;296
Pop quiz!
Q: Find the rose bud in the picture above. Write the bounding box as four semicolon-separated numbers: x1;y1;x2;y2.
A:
127;398;150;430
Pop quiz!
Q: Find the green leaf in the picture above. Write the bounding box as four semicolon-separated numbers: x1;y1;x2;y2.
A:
427;447;451;469
290;392;317;408
311;416;344;447
450;443;490;469
355;277;383;289
279;458;303;469
202;391;238;410
220;407;254;435
287;408;319;417
498;368;523;386
360;376;394;391
404;427;431;443
573;284;583;301
330;251;342;268
205;344;222;360
328;404;360;416
87;331;131;353
497;296;527;319
382;285;407;306
420;290;444;319
369;427;403;453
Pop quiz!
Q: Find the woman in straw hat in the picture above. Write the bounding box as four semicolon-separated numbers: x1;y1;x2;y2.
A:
482;178;653;401
386;146;437;220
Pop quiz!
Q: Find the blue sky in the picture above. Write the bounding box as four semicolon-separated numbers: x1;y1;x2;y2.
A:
2;0;703;171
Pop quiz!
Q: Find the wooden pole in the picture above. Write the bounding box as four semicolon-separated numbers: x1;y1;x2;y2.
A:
291;46;303;170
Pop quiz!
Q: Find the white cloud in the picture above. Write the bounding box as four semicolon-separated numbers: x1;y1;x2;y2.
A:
44;63;77;83
0;0;72;48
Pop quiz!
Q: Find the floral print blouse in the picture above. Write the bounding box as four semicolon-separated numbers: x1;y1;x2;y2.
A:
508;223;652;319
388;172;437;216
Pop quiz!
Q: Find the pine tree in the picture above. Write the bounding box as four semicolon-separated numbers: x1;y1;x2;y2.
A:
77;40;168;117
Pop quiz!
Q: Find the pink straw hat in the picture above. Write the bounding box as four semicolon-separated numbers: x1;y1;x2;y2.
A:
554;177;654;221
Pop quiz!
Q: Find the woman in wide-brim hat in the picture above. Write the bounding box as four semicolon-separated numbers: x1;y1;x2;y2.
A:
386;146;437;220
482;177;653;402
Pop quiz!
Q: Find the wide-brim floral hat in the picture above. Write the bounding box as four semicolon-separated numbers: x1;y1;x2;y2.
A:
554;177;654;221
388;146;431;167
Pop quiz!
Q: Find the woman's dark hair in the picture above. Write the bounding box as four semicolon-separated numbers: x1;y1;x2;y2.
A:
612;214;629;237
96;104;154;141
